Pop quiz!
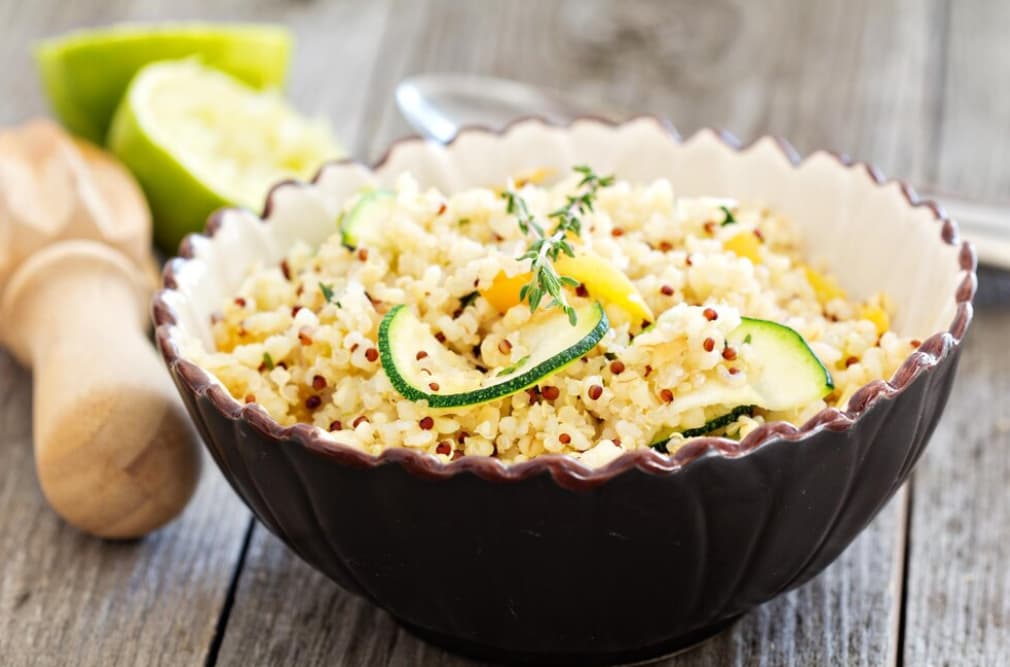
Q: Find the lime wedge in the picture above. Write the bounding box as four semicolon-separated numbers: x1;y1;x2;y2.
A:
107;59;343;251
36;23;292;143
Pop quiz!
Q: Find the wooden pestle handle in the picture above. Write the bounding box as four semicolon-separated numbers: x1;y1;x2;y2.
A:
0;240;200;538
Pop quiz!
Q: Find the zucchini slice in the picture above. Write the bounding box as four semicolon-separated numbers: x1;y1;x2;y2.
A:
379;302;609;408
647;317;832;451
727;317;833;411
650;405;756;453
340;189;395;249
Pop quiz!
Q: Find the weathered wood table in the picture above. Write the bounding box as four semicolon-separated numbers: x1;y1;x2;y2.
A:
2;1;1008;665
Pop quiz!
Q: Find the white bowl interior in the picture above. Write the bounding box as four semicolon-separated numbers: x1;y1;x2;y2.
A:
164;118;964;360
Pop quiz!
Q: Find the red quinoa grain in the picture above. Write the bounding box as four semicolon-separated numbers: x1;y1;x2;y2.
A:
416;350;429;360
436;441;452;455
419;416;434;430
312;375;327;390
703;308;718;321
365;347;379;362
660;285;674;296
609;360;625;375
722;347;737;361
352;415;369;428
541;385;560;401
703;337;716;352
305;395;322;410
429;382;440;391
329;420;342;431
357;248;369;262
588;385;604;400
558;433;572;444
660;388;674;403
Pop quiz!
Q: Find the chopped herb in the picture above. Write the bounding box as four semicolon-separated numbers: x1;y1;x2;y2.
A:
604;352;618;361
459;291;479;309
335;301;343;309
497;354;531;377
457;217;471;226
720;205;737;226
261;352;275;371
744;333;752;344
319;282;336;303
503;165;614;326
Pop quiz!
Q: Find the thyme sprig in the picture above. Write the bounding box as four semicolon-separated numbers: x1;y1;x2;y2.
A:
503;165;614;325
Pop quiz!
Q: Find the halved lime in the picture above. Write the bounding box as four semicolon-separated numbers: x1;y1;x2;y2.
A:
107;59;343;251
36;23;292;143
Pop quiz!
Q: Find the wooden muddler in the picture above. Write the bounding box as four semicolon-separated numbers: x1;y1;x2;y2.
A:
0;120;200;539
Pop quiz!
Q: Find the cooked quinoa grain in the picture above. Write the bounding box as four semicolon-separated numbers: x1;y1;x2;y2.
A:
193;171;916;467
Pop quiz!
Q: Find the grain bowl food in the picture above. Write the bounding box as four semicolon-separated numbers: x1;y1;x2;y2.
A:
191;166;918;468
155;119;974;665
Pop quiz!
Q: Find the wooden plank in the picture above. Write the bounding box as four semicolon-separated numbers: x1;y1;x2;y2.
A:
217;1;943;665
933;0;1010;200
902;311;1010;667
0;347;250;666
901;5;1010;663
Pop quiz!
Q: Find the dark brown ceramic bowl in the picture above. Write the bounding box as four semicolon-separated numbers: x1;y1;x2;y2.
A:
154;119;976;666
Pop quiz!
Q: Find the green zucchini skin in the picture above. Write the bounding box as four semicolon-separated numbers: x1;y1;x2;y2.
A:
650;405;756;453
379;302;610;408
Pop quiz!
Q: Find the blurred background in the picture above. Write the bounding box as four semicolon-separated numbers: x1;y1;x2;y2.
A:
2;0;1006;203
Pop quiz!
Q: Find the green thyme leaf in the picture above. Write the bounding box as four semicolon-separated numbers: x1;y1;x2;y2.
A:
319;282;335;303
497;354;531;377
502;165;614;326
720;205;737;226
261;352;275;371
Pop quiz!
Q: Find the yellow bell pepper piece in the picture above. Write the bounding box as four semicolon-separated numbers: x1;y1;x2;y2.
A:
555;253;654;323
724;230;762;263
803;265;847;305
480;253;654;323
860;303;890;336
481;270;532;313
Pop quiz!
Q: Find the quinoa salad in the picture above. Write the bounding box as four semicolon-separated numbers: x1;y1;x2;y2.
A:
192;167;919;468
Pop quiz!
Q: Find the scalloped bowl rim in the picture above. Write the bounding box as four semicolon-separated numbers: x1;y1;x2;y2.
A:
153;116;977;489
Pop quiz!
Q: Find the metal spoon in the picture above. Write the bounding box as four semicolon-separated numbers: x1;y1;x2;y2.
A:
396;73;1010;269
